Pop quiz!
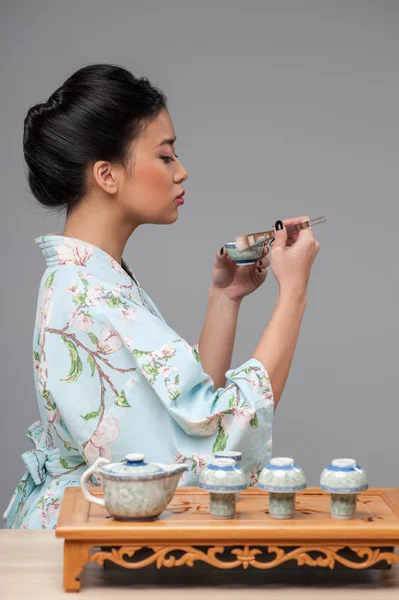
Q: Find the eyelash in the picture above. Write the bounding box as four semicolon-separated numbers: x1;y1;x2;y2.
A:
161;154;179;164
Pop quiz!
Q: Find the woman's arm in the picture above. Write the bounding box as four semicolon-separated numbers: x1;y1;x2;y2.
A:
252;216;320;408
198;284;308;407
198;285;241;390
252;289;307;409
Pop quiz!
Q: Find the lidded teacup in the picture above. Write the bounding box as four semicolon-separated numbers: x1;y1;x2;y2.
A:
199;457;247;518
320;458;368;519
257;457;307;519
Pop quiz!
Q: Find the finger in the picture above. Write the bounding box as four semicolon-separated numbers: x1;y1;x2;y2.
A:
284;230;300;244
256;257;270;269
285;237;296;248
261;245;269;257
271;220;287;249
283;216;316;242
282;216;310;228
281;216;308;244
215;246;230;265
256;265;268;280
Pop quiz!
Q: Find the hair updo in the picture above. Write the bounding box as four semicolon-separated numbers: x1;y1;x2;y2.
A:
23;64;167;211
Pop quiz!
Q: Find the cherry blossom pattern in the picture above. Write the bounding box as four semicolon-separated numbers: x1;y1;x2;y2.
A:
133;342;181;405
42;276;137;466
185;366;264;454
175;452;206;481
56;239;94;266
36;486;63;529
84;414;120;464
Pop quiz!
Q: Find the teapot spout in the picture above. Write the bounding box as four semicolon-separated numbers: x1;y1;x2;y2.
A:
168;463;189;476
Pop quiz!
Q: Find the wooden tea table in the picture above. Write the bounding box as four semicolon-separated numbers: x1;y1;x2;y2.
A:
3;487;398;597
52;486;399;593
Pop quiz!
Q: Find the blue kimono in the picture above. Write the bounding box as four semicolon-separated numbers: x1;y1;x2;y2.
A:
4;235;274;528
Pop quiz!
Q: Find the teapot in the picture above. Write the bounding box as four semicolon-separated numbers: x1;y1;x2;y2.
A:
80;453;188;520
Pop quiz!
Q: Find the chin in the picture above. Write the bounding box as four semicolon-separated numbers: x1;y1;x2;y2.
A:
160;209;179;225
146;206;179;225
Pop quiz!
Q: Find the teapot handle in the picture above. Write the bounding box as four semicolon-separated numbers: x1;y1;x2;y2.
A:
80;457;109;507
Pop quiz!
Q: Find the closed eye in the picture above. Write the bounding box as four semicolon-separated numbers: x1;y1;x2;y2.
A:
161;154;179;163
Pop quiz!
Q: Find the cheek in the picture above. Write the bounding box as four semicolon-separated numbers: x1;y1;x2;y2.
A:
122;162;174;222
136;163;170;190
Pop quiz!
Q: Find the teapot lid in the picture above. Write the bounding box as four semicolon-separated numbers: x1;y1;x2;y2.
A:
104;453;165;476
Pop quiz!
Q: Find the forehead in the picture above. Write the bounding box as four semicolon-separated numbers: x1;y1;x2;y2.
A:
140;109;176;148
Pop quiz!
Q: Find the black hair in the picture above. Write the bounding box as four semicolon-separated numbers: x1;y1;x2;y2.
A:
23;64;168;211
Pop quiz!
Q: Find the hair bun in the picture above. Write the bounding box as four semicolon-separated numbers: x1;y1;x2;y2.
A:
25;91;64;125
46;90;65;111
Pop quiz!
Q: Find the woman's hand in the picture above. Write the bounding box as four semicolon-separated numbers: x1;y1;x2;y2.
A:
210;245;270;303
270;216;320;298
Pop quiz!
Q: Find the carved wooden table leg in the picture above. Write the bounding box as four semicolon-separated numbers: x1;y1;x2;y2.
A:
63;541;91;592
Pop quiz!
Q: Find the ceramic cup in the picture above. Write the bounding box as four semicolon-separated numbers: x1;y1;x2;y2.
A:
224;241;264;265
257;457;307;519
199;458;247;519
320;458;368;520
214;451;243;500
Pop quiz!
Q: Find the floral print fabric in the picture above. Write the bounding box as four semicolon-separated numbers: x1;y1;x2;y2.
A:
4;235;274;529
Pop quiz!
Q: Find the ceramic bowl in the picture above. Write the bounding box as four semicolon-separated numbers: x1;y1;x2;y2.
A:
320;458;368;520
320;459;368;494
257;457;307;519
224;241;264;265
199;458;247;519
258;457;307;493
215;450;243;500
80;453;188;520
199;458;247;493
214;450;242;463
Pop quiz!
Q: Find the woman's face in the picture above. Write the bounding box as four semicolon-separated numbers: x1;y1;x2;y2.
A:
120;108;188;225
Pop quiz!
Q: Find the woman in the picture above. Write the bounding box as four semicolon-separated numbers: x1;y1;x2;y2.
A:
4;64;319;529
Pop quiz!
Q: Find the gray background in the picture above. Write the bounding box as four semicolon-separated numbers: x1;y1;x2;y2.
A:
1;0;398;522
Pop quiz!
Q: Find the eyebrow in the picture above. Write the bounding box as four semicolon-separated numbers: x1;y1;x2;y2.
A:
157;136;177;148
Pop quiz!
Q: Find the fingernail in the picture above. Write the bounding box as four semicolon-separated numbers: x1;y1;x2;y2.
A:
220;247;224;255
275;220;283;231
258;259;262;266
257;267;262;273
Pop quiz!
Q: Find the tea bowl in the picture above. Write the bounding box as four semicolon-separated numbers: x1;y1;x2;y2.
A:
320;458;368;519
257;457;307;519
224;241;264;265
214;450;243;499
199;458;247;518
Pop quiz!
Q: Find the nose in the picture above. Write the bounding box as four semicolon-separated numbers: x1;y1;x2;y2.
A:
173;158;188;183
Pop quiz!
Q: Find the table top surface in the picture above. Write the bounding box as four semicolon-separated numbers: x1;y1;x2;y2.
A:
1;529;399;599
56;486;399;544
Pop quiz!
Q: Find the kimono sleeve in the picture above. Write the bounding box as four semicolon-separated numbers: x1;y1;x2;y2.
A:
103;301;275;440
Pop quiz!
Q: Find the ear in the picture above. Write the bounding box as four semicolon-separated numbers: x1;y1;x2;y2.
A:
92;160;120;195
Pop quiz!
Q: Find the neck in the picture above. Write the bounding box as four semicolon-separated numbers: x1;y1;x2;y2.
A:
62;196;138;265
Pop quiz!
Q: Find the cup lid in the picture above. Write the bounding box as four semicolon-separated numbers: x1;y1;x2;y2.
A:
320;458;368;493
199;458;247;493
257;457;306;492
